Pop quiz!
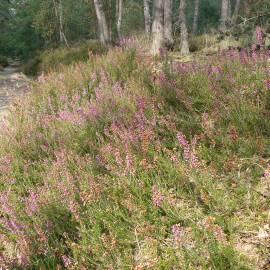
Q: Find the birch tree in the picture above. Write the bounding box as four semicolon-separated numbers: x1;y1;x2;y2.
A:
220;0;229;32
144;0;151;36
192;0;200;34
179;0;189;55
233;0;241;21
164;0;173;47
53;0;68;45
93;0;110;44
116;0;123;40
151;0;164;55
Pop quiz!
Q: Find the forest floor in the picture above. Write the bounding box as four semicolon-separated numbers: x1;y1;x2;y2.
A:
0;61;29;118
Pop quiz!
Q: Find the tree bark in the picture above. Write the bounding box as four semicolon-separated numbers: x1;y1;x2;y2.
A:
164;0;173;47
179;0;189;55
52;0;68;45
192;0;199;34
151;0;164;55
228;0;231;17
144;0;151;36
220;0;229;32
116;0;123;40
233;0;241;20
93;0;110;44
58;0;68;45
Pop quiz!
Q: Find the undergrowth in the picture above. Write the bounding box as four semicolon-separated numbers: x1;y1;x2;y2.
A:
22;41;108;76
0;45;269;269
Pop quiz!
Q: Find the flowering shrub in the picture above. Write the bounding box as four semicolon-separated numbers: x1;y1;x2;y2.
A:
0;46;269;269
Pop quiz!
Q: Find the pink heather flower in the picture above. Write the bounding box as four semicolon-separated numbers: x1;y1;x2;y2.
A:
41;115;55;128
256;26;265;46
152;185;164;207
36;132;44;140
114;149;123;165
159;47;168;58
25;190;39;215
251;44;257;51
62;255;72;268
60;95;68;102
239;49;249;64
251;44;257;59
210;66;223;80
4;219;25;234
177;132;200;168
125;153;133;169
190;153;199;168
72;94;81;103
263;171;270;178
8;178;16;185
87;103;100;118
211;66;222;74
68;200;80;221
155;72;167;86
0;192;13;215
266;80;270;90
137;97;147;112
0;154;13;174
170;154;179;165
18;253;30;267
120;37;136;48
172;224;184;243
176;132;188;147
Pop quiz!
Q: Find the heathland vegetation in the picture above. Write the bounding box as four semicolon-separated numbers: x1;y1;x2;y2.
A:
0;0;269;269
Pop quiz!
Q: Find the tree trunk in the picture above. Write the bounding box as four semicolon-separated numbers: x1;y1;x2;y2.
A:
59;0;68;45
116;0;123;40
228;0;231;17
233;0;241;20
151;0;164;55
93;0;110;44
164;0;173;48
179;0;189;55
52;0;68;45
144;0;151;36
220;0;229;32
192;0;199;34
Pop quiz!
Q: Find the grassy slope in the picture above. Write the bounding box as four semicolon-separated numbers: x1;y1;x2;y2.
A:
22;41;108;76
0;45;269;269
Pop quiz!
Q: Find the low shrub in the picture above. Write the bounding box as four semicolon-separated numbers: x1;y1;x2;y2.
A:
23;40;108;76
189;34;218;52
0;54;8;68
0;46;269;269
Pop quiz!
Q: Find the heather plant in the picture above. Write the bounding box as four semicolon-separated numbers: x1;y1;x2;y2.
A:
0;46;269;269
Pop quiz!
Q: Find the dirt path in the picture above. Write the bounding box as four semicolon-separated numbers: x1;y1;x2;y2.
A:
0;62;28;118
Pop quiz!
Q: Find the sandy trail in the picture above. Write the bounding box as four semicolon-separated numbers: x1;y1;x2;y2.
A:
0;62;28;118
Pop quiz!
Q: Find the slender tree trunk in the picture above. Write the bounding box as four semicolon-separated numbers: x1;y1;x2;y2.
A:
116;0;123;40
144;0;151;36
164;0;173;47
233;0;241;21
192;0;199;34
179;0;189;55
220;0;229;32
53;0;68;45
59;0;68;45
151;0;164;55
228;0;231;17
93;0;110;44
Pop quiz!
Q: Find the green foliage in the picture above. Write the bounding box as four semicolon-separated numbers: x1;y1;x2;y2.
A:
0;55;8;68
38;41;108;73
0;47;269;269
22;41;108;76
